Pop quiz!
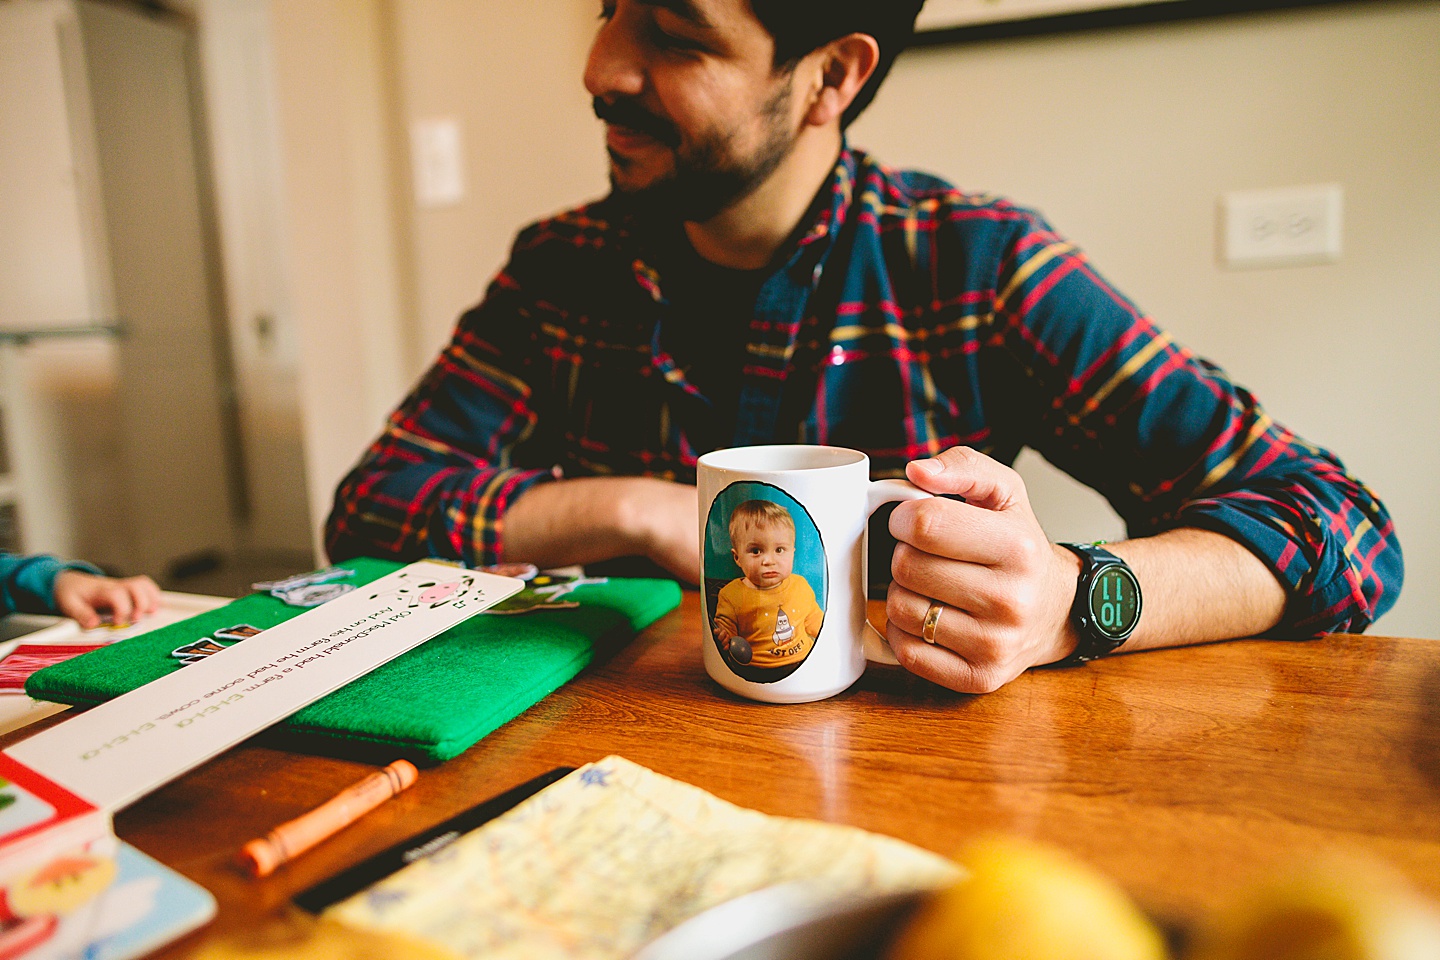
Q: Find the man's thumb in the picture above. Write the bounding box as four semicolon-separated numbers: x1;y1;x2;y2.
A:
905;447;1020;511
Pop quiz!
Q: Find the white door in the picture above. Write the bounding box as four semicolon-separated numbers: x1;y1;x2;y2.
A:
194;0;313;557
76;0;238;575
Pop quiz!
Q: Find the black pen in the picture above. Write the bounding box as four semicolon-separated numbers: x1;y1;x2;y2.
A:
294;765;574;913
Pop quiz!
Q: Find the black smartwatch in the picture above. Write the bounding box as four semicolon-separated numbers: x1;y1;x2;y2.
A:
1055;542;1142;666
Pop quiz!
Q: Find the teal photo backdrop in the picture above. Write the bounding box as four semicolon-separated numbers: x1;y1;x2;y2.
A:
703;481;827;608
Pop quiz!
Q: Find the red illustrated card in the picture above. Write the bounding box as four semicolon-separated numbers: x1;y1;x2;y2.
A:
0;645;106;695
0;752;103;854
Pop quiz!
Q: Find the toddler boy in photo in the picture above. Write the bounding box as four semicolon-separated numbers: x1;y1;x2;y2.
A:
712;500;824;667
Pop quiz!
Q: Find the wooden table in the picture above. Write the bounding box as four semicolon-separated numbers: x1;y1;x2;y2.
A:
8;592;1440;954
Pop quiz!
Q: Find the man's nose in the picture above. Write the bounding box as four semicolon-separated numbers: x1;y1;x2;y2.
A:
584;6;645;102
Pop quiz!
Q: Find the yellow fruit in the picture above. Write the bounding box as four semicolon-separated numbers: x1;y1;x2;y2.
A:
1187;856;1440;960
886;834;1168;960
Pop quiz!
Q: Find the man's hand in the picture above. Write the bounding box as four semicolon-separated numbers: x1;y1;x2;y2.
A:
885;446;1080;693
52;570;162;629
504;476;700;584
626;479;701;583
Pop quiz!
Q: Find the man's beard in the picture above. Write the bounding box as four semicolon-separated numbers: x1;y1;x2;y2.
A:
593;75;797;223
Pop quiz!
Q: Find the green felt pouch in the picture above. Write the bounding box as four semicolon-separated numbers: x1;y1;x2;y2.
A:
25;558;681;764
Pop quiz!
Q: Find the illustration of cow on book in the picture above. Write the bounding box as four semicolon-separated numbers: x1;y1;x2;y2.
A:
366;569;478;610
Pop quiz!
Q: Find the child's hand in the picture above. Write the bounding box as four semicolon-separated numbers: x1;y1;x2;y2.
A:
52;571;162;629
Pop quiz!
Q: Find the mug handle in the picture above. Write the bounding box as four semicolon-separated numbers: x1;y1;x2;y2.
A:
862;479;934;665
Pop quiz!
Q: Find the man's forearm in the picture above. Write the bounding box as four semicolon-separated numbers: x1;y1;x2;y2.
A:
1102;528;1287;653
885;450;1292;694
501;476;700;581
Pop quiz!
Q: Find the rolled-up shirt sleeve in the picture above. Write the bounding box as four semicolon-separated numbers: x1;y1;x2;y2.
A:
325;238;558;567
987;212;1402;636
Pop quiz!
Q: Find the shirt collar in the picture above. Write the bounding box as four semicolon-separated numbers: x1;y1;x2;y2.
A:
627;144;860;298
791;143;857;263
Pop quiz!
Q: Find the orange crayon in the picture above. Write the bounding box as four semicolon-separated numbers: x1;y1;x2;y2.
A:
239;759;418;878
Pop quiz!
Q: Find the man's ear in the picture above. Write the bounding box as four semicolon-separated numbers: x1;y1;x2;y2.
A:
803;33;880;128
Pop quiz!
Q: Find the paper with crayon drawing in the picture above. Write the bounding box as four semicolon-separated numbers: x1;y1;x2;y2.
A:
326;756;960;960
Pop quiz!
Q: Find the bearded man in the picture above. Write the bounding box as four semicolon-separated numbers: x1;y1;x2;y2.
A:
325;0;1402;693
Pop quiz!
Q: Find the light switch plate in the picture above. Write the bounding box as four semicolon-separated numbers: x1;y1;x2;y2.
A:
411;118;465;208
1220;183;1343;269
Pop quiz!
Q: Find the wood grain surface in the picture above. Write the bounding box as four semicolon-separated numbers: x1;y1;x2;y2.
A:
5;592;1438;955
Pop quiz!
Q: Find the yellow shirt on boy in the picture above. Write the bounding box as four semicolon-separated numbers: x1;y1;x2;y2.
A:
714;574;824;669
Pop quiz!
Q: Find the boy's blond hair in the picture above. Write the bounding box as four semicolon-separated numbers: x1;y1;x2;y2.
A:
728;500;795;548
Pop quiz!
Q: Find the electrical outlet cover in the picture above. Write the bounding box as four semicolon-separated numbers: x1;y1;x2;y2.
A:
1221;184;1343;269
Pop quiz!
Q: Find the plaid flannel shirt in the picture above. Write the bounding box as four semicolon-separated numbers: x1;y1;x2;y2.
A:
326;147;1402;636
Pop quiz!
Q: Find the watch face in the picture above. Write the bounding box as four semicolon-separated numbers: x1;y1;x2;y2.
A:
1087;565;1141;641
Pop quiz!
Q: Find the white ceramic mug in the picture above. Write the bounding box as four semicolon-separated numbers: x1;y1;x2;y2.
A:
697;445;932;703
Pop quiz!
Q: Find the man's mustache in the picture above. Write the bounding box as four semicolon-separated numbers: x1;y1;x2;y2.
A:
592;96;681;148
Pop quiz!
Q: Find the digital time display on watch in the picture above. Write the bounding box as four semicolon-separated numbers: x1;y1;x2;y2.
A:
1087;565;1141;641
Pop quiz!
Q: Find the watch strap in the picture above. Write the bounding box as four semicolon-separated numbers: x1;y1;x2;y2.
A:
1055;542;1136;667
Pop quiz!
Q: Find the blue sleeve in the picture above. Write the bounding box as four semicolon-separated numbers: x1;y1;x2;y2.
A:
0;553;104;616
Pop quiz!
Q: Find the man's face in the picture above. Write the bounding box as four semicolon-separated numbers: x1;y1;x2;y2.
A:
586;0;803;222
732;522;795;589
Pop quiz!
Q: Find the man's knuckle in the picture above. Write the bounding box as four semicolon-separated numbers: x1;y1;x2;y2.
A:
990;595;1022;627
893;640;927;673
949;445;979;464
889;501;917;540
883;585;897;608
969;630;1007;664
1003;534;1046;573
890;544;922;585
912;499;950;546
968;667;1007;694
885;593;907;628
1007;581;1041;621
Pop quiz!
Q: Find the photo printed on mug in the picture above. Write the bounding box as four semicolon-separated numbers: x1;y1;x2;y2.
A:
703;482;827;683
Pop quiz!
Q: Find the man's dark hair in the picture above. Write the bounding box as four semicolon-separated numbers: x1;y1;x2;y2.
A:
749;0;927;129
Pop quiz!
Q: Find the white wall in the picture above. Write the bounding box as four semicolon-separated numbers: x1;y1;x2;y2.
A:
388;0;610;367
264;0;410;555
853;0;1438;636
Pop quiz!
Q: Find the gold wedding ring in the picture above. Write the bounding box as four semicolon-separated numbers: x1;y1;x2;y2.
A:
921;601;944;644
